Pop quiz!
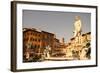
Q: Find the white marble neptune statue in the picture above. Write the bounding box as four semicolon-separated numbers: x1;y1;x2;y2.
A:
74;16;82;37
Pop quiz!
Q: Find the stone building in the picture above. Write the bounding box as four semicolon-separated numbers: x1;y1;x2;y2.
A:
23;28;57;62
41;31;55;50
23;28;42;61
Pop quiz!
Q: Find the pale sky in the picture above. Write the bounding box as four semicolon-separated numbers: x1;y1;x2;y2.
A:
23;10;91;43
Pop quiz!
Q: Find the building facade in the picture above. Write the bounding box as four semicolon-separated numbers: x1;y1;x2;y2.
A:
23;28;42;61
41;31;55;50
23;28;56;62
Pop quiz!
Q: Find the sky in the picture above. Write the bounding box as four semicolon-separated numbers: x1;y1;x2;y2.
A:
23;10;91;43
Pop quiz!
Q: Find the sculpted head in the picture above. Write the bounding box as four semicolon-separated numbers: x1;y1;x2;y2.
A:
75;16;80;21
